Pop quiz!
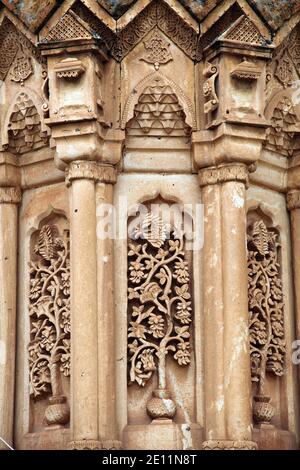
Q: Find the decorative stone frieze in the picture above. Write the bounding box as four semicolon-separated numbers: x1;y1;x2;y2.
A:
0;187;21;204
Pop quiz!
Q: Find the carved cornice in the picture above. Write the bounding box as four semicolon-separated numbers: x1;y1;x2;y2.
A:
66;161;117;186
202;440;258;450
287;189;300;210
68;439;122;450
198;163;249;187
0;187;21;204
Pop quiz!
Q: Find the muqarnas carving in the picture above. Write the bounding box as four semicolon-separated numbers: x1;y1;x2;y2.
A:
247;220;286;425
265;97;297;156
127;78;190;136
7;92;48;154
29;223;70;427
127;212;192;420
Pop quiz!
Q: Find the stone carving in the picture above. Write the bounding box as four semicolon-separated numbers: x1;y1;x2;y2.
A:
275;50;296;87
71;1;115;50
42;11;92;43
127;213;192;419
0;18;21;80
225;16;266;46
267;23;300;98
0;18;43;81
127;77;190;136
287;189;300;210
156;1;197;60
122;71;196;130
66;161;117;186
69;439;122;450
6;92;48;154
265;96;297;156
29;224;70;427
0;187;22;204
198;163;249;187
112;1;157;61
203;61;219;114
230;59;261;81
247;220;286;424
202;440;257;450
140;28;172;70
54;57;86;79
9;46;33;85
111;0;197;61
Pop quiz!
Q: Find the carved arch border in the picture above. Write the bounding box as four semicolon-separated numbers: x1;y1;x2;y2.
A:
1;86;50;149
121;71;197;131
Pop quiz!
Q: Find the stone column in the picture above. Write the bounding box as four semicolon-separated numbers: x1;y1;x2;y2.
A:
66;161;119;450
0;187;21;450
199;164;256;450
95;168;121;449
287;190;300;380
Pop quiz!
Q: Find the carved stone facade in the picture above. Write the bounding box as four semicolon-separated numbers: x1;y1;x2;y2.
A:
0;0;299;452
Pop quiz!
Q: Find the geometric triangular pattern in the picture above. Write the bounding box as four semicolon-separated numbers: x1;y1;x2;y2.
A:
225;16;266;46
42;11;92;43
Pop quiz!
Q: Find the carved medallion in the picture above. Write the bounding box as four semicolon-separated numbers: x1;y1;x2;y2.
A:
9;47;33;84
141;29;172;70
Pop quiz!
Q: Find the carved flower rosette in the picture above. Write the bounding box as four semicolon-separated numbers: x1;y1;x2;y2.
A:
127;214;192;417
28;224;70;426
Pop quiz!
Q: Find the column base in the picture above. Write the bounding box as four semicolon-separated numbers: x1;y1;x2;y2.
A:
252;425;296;450
123;421;203;450
68;439;122;450
202;439;258;450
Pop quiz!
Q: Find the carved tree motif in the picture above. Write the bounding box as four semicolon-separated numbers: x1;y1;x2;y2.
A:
29;224;70;426
141;28;172;70
127;78;190;136
265;97;297;156
7;92;48;154
247;220;286;423
127;213;192;419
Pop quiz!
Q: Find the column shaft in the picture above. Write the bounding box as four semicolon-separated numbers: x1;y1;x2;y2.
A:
201;183;226;439
0;187;20;449
70;177;98;442
221;180;252;440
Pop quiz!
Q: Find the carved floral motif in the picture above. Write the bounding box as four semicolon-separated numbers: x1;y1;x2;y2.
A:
29;224;70;426
127;213;192;419
247;220;285;424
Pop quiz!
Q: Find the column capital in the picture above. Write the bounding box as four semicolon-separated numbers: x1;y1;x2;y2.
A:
0;187;21;204
287;189;300;211
198;163;251;188
65;161;117;187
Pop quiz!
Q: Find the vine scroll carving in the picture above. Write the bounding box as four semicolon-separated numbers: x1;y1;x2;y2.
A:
127;213;192;420
29;224;70;427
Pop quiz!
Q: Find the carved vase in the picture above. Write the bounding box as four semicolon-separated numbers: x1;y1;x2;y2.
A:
45;395;70;427
146;389;176;420
253;395;275;425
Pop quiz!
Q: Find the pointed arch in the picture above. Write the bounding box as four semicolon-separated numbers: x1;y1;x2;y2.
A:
121;71;196;131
